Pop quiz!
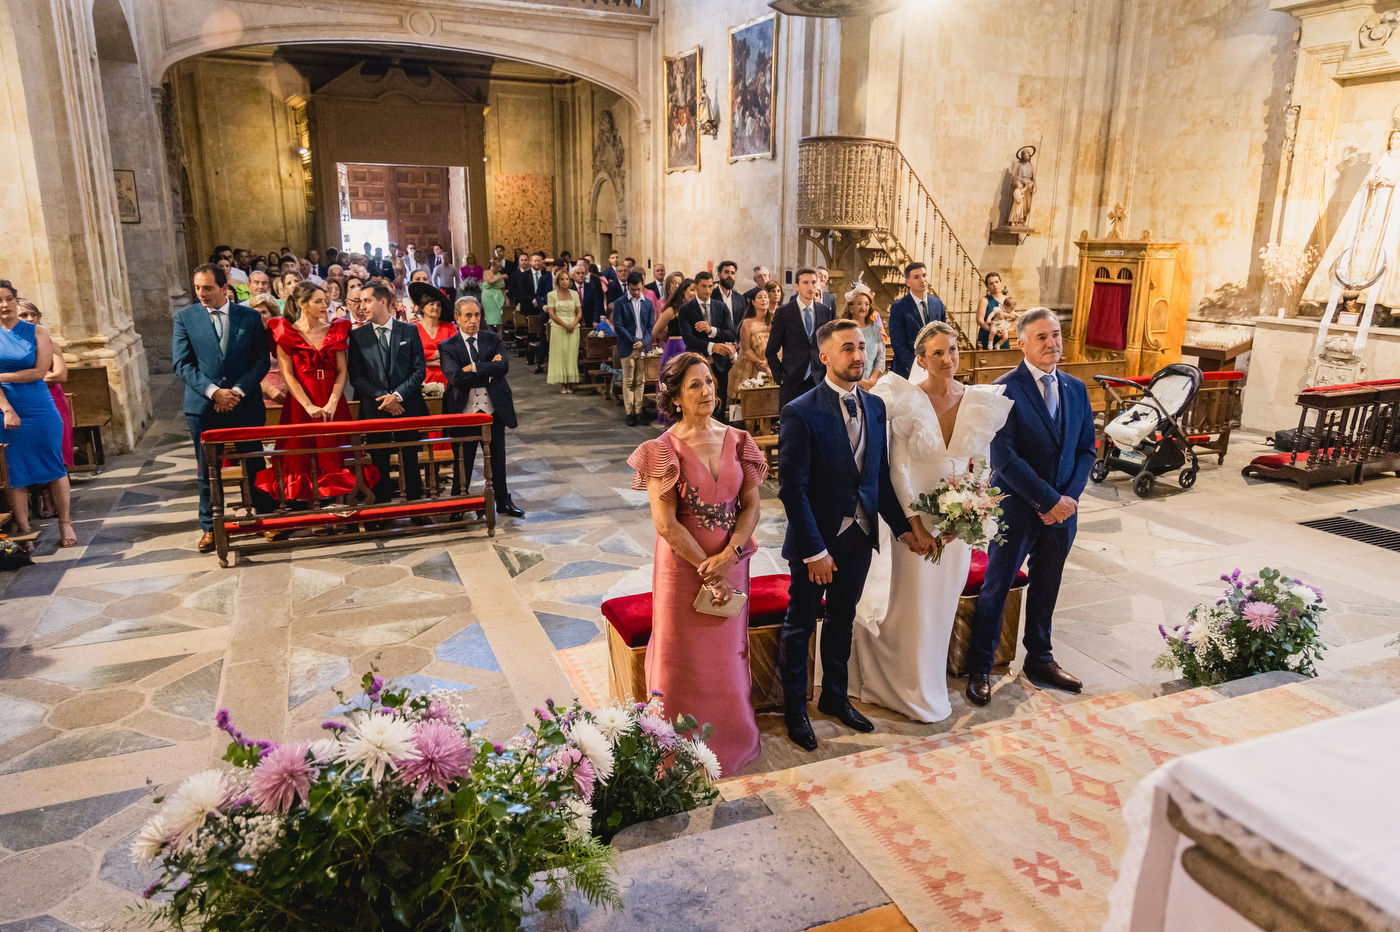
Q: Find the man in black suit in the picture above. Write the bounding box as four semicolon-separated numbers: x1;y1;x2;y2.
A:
574;260;608;328
765;266;835;412
348;283;429;505
715;260;748;324
439;297;525;518
888;262;947;377
521;251;551;371
646;262;667;302
816;267;836;309
678;270;737;413
601;251;623;301
743;266;771;304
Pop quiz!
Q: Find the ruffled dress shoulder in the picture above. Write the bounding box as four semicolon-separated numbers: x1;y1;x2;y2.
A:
733;427;768;492
628;435;681;491
950;385;1013;463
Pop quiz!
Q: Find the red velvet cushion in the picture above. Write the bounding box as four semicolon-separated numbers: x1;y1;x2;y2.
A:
962;550;1030;597
1249;450;1322;468
601;573;796;648
749;574;792;626
1301;378;1400;395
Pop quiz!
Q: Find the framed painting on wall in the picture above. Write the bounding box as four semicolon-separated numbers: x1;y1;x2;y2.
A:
728;14;777;162
664;47;701;173
113;169;140;223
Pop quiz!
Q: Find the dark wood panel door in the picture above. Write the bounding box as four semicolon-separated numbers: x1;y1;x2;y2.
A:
393;166;451;255
346;164;391;220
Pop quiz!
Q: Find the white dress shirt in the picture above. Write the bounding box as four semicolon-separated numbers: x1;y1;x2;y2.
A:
202;301;244;400
462;334;494;415
1023;358;1060;416
804;377;871;563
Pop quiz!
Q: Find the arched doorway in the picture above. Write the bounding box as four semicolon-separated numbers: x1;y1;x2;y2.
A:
592;175;618;262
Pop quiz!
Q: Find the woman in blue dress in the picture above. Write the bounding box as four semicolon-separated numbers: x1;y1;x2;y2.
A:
0;279;72;550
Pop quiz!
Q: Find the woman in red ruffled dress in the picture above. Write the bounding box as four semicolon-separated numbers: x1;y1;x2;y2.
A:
256;281;375;505
409;282;457;388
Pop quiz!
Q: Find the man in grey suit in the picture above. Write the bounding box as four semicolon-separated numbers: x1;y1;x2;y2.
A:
171;264;270;553
348;283;429;505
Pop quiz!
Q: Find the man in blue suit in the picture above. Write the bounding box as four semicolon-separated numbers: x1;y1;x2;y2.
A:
574;261;608;328
778;319;922;751
612;271;656;426
172;264;271;553
525;252;551;372
887;262;946;377
965;307;1095;706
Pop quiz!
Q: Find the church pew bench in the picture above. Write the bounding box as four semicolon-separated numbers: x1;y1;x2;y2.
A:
67;365;113;474
580;334;616;393
739;384;780;477
1242;380;1400;489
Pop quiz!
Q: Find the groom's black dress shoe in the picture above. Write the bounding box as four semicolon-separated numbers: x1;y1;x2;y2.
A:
1022;660;1083;694
817;696;875;733
966;673;992;707
496;499;525;518
785;709;818;751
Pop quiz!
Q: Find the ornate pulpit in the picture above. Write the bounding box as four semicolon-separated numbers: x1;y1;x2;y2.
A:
1066;226;1194;378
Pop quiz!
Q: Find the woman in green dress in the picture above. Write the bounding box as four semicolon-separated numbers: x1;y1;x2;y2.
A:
547;269;581;393
481;258;506;335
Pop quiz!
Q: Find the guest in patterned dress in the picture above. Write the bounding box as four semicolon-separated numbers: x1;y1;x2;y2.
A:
628;351;768;775
409;282;458;389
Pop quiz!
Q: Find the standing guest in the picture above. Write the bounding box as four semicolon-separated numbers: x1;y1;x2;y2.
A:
678;271;737;412
525;252;551;372
172;265;270;553
777;319;918;751
409;282;458;389
246;294;288;406
646;262;667;301
248;270;272;299
390;247;407;298
965;308;1094;706
546;270;581;393
403;244;422;277
628;351;767;775
612;270;655;426
459;254;484;288
16;300;73;469
348;283;428;505
574;260;607;328
601;250;623;298
743;266;771;304
345;280;371;328
715;260;747;324
481;259;507;336
255;282;370;512
1;283;73;549
439;297;525;517
427;243;446;276
299;258;324;287
816;267;835;308
308;249;327;279
888;262;946;378
765;267;834;412
430;246;456;293
324;278;346;318
842;280;887;392
727;285;773;402
975;271;1009;350
274;270;302;310
652;274;692;378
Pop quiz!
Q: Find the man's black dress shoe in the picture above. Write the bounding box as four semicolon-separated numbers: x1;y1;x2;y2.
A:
496;500;525;518
785;709;818;751
816;695;874;733
534;365;545;374
625;414;637;427
966;672;992;707
1022;660;1083;694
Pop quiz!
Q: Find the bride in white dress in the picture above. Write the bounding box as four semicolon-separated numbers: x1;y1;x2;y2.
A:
849;321;1012;723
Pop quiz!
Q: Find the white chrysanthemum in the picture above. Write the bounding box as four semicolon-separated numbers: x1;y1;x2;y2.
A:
980;517;999;541
593;707;634;744
309;738;340;762
1186;618;1214;656
687;739;722;783
338;714;415;783
1290;584;1318;605
164;769;234;846
563;797;594;839
130;815;169;864
569;720;615;783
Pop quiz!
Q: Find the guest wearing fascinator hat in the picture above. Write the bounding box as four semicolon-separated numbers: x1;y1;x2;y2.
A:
409;281;458;389
839;275;887;393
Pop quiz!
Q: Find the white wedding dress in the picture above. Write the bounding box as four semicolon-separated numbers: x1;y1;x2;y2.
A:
848;371;1012;723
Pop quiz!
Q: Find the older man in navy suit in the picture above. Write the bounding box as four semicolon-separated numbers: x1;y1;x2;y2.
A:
965;308;1095;706
172;264;271;553
777;319;921;752
887;262;946;378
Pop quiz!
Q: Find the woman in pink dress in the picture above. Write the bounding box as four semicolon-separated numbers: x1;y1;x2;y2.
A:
628;351;767;775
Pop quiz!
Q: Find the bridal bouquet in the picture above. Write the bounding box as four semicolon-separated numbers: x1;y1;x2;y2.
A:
131;672;619;932
908;466;1006;564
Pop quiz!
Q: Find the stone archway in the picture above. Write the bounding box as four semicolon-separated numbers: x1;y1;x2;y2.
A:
591;174;619;260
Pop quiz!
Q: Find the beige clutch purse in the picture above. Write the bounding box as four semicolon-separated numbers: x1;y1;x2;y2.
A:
693;586;747;618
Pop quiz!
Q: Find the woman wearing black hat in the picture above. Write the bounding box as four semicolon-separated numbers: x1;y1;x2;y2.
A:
409;281;458;389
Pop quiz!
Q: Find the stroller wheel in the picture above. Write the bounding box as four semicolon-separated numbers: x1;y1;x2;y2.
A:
1132;472;1156;498
1090;460;1109;483
1180;468;1198;489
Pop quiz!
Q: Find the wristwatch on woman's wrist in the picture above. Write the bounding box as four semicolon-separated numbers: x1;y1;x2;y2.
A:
732;543;743;559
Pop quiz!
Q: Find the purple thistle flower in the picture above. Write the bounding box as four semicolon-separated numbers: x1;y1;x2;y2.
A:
321;720;347;733
142;882;161;900
493;743;505;755
398;721;474;794
366;675;385;700
649;690;665;698
249;742;319;813
534;706;552;721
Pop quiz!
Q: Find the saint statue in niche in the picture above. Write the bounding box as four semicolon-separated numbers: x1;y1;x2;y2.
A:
1303;127;1400;310
1005;146;1037;228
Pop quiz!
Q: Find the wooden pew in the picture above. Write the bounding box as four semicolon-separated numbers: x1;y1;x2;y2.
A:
739;383;780;476
67;365;113;473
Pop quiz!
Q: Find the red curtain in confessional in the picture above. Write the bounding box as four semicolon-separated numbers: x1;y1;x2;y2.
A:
1085;281;1133;351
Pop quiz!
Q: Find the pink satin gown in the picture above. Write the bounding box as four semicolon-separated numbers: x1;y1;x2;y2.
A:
628;427;767;776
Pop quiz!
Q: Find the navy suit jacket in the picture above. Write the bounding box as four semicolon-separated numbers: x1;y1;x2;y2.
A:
439;330;517;430
612;293;656;351
764;298;833;386
888;292;947;377
990;362;1097;526
579;276;608;323
678;295;736;364
171;302;269;423
346;318;430;420
518;268;551;312
777;382;912;563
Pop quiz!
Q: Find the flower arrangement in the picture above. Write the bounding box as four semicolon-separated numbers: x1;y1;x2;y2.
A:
1258;241;1319;295
552;692;720;844
1155;568;1328;688
908;465;1006;564
131;672;620;932
421;381;445;398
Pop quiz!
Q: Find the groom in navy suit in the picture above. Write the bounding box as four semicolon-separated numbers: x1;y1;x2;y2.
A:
777;319;922;751
965;307;1096;706
172;264;271;553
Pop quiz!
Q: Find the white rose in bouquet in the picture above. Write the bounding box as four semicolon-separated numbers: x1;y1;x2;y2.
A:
981;516;1000;541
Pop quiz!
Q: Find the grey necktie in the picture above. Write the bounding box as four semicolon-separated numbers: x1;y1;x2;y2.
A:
843;392;862;465
210;309;228;355
377;325;390;369
803;305;813;338
1041;373;1060;421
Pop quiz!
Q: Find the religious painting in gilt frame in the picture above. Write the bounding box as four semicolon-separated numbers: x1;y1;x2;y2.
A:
728;14;777;162
664;47;701;173
113;169;140;224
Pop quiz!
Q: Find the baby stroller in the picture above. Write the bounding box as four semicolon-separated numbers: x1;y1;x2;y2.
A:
1091;363;1203;497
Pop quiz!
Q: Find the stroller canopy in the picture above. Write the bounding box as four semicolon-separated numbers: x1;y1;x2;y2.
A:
1104;364;1203;448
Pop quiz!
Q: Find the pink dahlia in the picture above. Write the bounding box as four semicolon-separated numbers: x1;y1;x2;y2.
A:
398;721;474;793
250;742;319;813
638;713;677;750
1242;600;1279;633
553;747;596;798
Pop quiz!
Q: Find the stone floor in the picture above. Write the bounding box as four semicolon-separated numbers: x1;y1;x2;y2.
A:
1;366;1399;931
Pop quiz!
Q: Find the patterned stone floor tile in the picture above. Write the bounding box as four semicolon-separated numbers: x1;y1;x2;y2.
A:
434;623;501;672
410;552;461;585
56;619;197;648
0;787;148;851
0;695;47;745
292;567;344;603
98;826;161;894
0;727;173;775
181;576;238;615
102;592;182;620
535;612;600;651
0;916;88;932
326;618;445;647
38;655;191;691
318;585;442;612
597;531;648;558
32;599;105;640
96;575;196;596
540;560;632;581
287;649;352;710
494;545;544;577
153;660;223;722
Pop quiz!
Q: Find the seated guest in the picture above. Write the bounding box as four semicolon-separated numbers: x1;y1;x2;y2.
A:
728;284;773;402
409;282;458;389
348;283;428;505
743;266;771;304
16;300;73;471
765;266;833;412
1;284;73;549
324;278;346;318
274;270;302;311
547;270;582;393
678;271;737;412
246;294;288;405
842;280;887;392
627;352;767;775
439;297;524;518
888;262;946;377
171;265;270;553
345;281;371;329
247;270;272;300
255;282;372;516
612;270;656;426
